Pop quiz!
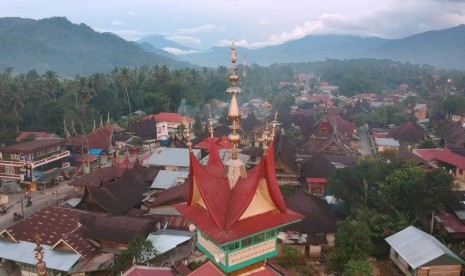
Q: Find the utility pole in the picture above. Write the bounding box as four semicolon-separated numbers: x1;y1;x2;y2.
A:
20;195;24;218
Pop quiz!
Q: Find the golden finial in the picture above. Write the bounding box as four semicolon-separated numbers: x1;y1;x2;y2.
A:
207;104;214;138
271;110;279;138
182;116;192;150
263;121;271;151
223;40;247;188
34;234;47;276
226;39;242;160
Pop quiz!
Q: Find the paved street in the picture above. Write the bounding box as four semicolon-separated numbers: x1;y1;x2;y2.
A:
358;126;373;156
0;181;75;230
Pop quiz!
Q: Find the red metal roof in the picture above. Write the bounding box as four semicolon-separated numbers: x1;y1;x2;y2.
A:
437;210;465;233
414;146;465;170
15;131;58;143
176;139;303;244
188;261;225;276
194;136;232;151
143;113;193;123
7;206;97;258
123;265;176;276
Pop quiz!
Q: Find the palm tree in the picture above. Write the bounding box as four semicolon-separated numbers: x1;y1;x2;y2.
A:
42;70;59;101
117;67;133;114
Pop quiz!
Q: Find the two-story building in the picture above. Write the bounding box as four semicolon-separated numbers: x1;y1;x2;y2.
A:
0;139;70;190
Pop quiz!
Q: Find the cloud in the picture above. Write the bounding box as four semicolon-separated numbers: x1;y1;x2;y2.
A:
128;9;135;16
259;19;270;28
167;35;201;45
162;47;203;55
225;0;465;49
95;28;148;41
111;20;124;26
176;24;219;34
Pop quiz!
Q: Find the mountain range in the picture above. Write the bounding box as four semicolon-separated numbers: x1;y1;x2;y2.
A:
0;17;464;76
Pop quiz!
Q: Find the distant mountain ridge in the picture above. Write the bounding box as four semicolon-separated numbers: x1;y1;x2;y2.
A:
176;25;465;70
0;17;189;76
1;17;464;75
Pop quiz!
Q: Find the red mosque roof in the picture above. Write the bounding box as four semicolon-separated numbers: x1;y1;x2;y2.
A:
175;138;303;245
143;112;193;123
194;136;232;151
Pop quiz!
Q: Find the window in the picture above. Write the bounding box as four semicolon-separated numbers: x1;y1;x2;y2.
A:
460;169;463;175
228;242;239;251
253;233;264;243
5;166;15;174
241;237;253;248
265;230;275;239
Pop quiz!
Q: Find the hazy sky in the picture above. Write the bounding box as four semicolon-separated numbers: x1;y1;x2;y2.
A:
2;0;465;52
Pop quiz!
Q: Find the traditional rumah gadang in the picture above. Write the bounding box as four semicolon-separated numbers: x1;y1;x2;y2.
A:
175;41;303;274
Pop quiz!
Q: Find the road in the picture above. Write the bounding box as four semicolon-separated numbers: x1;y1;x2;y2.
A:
358;126;373;156
0;181;75;230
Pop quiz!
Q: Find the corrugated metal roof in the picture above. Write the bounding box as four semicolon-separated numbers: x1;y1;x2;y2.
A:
385;226;465;269
375;137;400;147
143;148;200;168
0;239;80;272
147;229;194;254
151;170;189;189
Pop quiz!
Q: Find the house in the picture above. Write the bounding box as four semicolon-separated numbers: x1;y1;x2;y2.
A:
300;154;336;196
413;145;465;189
143;147;201;171
374;137;400;152
0;138;70;190
281;189;337;258
385;226;465;275
388;120;428;147
77;164;158;215
273;134;300;186
0;206;99;275
15;131;61;143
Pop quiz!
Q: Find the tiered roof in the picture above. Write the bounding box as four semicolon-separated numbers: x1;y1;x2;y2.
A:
175;138;303;245
80;165;158;215
68;124;118;150
388;120;427;143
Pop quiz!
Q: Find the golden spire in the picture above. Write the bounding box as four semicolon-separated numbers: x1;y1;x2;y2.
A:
34;234;47;276
224;40;247;188
271;110;279;138
226;40;242;160
183;116;192;150
207;104;214;138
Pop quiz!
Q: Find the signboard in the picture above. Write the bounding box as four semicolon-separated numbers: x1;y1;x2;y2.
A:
19;153;33;162
23;164;33;182
156;122;169;140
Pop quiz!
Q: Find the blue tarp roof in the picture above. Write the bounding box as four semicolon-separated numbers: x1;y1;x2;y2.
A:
89;148;103;155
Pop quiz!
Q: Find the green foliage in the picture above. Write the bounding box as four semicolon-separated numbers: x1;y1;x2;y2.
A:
111;235;158;275
193;113;203;137
284;125;302;146
328;219;372;274
418;139;438;149
277;245;306;267
21;134;36;142
279;184;299;196
343;259;373;276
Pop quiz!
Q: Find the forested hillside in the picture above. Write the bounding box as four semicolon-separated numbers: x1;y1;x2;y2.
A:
0;17;188;76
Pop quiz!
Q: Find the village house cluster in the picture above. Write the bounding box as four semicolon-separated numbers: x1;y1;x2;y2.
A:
0;47;465;276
